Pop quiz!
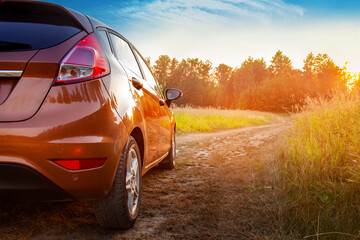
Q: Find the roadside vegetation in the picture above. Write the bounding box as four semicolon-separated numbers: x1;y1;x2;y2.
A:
151;51;356;112
276;92;360;238
173;106;281;133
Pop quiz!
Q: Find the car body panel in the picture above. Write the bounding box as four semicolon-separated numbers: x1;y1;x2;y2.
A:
66;8;93;33
0;50;38;71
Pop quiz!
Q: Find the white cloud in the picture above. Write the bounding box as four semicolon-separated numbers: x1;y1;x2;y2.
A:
113;0;304;29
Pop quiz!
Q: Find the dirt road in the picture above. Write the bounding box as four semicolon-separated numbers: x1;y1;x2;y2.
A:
0;120;292;240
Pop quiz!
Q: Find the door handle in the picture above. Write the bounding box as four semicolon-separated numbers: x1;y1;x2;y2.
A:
159;99;166;106
130;77;143;90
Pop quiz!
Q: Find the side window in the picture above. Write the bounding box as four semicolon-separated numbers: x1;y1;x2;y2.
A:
109;33;142;77
97;29;112;53
134;50;163;95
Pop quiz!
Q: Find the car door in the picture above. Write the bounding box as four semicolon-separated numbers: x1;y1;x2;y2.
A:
107;32;163;166
132;50;172;160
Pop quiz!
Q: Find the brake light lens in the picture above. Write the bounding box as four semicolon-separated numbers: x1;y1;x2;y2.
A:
56;33;109;83
53;158;106;170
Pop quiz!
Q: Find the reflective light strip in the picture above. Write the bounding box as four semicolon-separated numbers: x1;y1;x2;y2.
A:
0;70;23;77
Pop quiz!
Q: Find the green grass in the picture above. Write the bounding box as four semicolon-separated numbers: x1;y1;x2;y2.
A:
173;106;281;134
277;93;360;238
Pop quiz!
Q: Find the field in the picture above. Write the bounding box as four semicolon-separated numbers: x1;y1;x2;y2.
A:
173;106;281;133
275;93;360;238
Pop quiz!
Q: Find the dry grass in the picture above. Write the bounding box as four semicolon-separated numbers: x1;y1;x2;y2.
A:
173;106;281;134
275;92;360;238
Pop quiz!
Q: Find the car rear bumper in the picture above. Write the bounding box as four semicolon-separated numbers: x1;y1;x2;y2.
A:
0;164;74;203
0;79;129;201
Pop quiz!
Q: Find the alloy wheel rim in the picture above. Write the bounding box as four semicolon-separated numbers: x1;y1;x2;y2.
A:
125;147;140;216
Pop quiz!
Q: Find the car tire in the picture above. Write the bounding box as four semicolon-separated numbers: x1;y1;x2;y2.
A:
94;136;142;229
159;131;176;170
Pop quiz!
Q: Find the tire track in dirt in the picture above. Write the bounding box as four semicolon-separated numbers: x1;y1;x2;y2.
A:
0;120;292;240
120;121;293;239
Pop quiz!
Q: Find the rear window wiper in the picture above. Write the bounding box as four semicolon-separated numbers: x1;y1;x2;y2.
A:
0;41;32;51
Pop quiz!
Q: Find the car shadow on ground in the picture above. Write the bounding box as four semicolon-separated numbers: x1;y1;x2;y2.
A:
0;165;169;240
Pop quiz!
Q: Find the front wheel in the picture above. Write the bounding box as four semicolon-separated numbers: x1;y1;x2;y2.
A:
94;136;142;229
160;132;176;170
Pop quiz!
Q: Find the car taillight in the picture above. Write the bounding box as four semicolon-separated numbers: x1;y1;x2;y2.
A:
53;158;106;170
56;33;109;84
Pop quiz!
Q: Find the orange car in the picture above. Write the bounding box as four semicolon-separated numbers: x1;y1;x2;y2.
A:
0;0;182;229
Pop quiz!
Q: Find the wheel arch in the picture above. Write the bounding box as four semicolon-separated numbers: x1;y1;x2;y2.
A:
130;127;144;168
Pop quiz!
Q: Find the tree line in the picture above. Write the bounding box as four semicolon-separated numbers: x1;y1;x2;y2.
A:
150;50;356;112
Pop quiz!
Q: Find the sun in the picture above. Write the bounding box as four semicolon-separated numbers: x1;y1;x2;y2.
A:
343;62;359;91
346;61;360;74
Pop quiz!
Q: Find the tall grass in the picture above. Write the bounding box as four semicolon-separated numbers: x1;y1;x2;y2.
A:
173;106;281;133
277;93;360;238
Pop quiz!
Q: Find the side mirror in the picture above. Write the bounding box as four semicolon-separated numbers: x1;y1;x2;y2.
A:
165;88;183;106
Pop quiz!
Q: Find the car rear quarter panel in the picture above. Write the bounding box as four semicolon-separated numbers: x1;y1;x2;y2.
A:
99;53;149;174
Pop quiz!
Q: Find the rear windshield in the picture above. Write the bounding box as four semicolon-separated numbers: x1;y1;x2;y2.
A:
0;1;83;52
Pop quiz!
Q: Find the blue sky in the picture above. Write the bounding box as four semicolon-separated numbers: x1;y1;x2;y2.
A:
48;0;360;72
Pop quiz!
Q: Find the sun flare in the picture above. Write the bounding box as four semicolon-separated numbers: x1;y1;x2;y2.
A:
343;62;360;91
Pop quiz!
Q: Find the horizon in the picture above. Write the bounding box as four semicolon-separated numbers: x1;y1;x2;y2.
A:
48;0;360;72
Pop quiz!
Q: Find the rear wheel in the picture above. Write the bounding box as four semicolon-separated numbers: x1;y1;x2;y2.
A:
94;136;142;229
160;132;176;170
